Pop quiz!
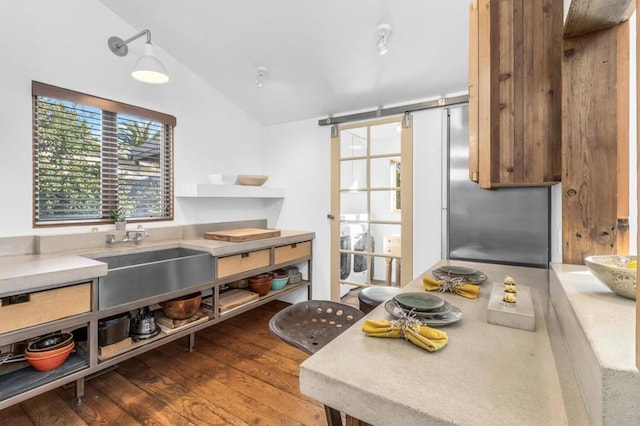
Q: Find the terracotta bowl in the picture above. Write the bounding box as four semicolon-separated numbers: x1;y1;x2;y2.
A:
584;255;637;300
249;278;272;296
27;332;74;353
26;341;75;359
161;292;202;320
25;342;74;372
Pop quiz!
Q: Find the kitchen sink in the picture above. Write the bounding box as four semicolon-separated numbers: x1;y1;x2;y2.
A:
95;248;214;310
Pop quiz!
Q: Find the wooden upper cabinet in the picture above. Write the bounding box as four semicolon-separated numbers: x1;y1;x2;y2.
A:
469;0;563;189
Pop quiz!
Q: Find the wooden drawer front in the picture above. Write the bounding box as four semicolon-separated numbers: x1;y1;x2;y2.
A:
217;249;270;278
0;283;91;333
274;241;311;264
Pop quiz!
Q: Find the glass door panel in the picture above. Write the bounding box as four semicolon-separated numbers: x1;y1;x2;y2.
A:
340;128;368;158
332;115;412;298
340;159;367;190
370;191;401;221
370;122;401;155
340;192;367;217
370;157;400;189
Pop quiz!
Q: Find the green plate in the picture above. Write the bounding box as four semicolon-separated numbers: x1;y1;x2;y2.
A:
438;265;477;275
393;292;444;312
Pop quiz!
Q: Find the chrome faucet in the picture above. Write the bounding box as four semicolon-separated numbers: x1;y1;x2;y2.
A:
106;228;149;246
126;229;149;243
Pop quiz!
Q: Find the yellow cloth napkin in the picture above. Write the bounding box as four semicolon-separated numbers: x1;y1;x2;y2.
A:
362;319;448;352
423;276;479;299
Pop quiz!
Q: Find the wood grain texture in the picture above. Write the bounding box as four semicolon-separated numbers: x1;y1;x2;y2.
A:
563;0;635;38
475;0;562;188
561;24;629;264
478;0;493;188
204;228;281;242
7;301;326;425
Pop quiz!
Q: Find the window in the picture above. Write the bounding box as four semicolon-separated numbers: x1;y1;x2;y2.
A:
32;82;176;227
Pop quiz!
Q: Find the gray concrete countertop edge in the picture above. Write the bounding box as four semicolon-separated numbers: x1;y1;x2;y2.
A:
0;230;314;296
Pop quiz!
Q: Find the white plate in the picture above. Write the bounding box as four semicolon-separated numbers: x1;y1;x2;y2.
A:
384;300;463;326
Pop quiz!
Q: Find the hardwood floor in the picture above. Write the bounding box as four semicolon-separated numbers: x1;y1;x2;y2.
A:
0;301;328;426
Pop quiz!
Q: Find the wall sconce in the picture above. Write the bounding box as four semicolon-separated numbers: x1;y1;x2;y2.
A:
108;29;169;84
255;66;269;88
376;24;392;56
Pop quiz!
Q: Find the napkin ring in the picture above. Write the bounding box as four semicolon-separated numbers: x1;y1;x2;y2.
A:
390;310;422;339
437;275;466;294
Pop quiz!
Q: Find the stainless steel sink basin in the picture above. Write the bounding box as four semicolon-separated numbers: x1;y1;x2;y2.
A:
95;248;214;310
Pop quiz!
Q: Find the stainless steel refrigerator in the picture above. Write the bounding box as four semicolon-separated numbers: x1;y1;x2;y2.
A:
442;105;550;268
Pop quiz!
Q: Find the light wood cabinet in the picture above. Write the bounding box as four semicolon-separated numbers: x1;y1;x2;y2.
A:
469;0;562;189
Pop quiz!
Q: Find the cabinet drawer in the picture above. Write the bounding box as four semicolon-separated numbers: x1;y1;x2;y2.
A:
217;249;270;278
274;241;311;264
0;283;91;333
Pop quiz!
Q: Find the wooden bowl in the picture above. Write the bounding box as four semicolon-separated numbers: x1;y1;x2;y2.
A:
161;292;202;320
237;175;268;186
249;278;272;296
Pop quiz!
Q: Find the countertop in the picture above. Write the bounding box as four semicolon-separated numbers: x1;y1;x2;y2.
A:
0;230;314;297
299;260;589;425
550;263;639;424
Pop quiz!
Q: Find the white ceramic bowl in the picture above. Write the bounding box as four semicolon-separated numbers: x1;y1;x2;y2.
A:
207;174;236;184
584;255;637;300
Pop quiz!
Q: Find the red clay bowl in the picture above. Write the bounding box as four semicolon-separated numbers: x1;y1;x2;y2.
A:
25;341;75;359
25;342;74;372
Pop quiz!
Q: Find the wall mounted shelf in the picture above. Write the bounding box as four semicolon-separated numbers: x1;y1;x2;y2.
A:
175;184;285;199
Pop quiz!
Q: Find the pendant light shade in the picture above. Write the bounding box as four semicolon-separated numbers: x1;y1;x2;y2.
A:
131;42;170;84
108;29;169;84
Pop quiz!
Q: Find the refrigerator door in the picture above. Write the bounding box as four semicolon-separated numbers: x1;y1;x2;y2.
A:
444;105;550;268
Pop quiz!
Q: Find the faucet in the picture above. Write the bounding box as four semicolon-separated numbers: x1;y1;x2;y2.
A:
126;229;149;243
106;227;149;246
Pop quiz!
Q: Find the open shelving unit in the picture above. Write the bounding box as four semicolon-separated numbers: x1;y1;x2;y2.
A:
0;235;312;410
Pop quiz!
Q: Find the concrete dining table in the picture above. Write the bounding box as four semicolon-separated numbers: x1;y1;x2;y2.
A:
299;260;589;425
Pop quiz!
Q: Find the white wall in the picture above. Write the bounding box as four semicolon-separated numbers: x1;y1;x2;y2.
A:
263;119;331;299
0;0;267;237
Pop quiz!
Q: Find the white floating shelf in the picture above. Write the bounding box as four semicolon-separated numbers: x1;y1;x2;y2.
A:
175;184;285;199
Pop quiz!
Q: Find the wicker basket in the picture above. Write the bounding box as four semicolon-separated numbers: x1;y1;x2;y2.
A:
269;300;364;354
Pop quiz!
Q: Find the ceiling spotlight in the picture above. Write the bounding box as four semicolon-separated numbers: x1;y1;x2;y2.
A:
376;24;392;56
255;66;269;88
108;29;169;84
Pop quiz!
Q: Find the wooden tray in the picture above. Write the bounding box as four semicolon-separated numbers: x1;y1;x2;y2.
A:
204;228;281;242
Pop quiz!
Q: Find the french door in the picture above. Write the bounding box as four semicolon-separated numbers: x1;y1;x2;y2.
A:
330;115;413;301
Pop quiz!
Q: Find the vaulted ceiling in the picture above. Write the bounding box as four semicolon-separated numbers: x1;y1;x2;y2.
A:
100;0;469;125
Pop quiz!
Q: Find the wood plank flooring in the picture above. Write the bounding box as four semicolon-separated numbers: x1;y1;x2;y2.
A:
0;301;327;426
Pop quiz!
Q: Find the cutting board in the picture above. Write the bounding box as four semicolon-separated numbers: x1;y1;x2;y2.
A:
204;228;281;242
218;289;259;312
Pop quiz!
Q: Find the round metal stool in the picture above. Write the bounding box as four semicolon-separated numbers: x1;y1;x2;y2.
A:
269;300;364;354
358;286;401;314
269;300;368;426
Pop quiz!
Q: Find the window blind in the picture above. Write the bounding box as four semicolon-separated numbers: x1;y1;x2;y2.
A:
32;82;175;226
